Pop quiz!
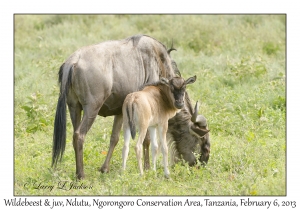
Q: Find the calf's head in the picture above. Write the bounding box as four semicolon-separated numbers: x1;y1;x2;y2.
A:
160;75;197;109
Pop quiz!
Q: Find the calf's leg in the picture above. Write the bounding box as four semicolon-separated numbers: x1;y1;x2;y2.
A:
148;127;158;171
143;131;151;171
122;125;131;170
135;128;147;176
158;123;170;179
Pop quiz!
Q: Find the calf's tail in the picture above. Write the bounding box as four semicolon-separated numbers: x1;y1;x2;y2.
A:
126;103;136;139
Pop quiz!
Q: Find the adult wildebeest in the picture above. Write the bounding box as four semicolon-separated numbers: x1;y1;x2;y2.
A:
52;34;210;179
122;76;207;178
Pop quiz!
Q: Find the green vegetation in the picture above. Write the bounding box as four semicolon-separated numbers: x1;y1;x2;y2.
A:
14;15;286;195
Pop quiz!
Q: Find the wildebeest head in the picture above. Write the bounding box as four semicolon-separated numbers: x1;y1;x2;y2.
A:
167;93;210;166
160;76;197;109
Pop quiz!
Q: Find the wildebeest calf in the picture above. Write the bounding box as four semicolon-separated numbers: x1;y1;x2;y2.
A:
122;75;198;178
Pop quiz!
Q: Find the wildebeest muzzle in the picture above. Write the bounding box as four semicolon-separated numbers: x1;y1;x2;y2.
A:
175;99;184;109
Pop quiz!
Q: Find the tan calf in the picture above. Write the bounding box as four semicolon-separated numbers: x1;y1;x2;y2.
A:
122;76;196;178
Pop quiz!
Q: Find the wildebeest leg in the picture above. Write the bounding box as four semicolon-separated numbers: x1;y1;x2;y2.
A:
73;104;100;179
135;128;147;176
68;103;82;172
148;127;158;171
143;131;150;171
158;123;170;179
68;101;82;140
100;114;123;173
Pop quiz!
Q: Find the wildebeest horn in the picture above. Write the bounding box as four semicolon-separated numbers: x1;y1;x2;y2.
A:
191;101;199;122
191;101;207;126
167;39;177;54
167;48;177;54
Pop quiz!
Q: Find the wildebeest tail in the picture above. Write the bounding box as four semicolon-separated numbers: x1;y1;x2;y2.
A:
126;103;136;139
52;63;73;167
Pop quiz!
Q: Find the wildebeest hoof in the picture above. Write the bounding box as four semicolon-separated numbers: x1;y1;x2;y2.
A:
144;164;150;171
76;174;85;180
99;166;109;173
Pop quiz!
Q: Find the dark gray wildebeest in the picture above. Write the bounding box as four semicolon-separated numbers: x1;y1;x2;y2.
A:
122;76;207;178
52;34;210;179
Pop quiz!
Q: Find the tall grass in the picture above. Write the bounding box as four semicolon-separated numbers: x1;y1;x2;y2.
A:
14;14;285;195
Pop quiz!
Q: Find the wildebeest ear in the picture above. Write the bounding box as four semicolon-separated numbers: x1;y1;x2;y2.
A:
160;77;170;86
185;75;197;85
190;125;209;138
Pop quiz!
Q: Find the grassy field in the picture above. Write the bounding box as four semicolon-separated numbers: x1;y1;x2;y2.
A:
14;15;286;195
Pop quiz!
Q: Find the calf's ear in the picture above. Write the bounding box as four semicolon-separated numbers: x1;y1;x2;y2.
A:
185;75;197;85
160;77;170;86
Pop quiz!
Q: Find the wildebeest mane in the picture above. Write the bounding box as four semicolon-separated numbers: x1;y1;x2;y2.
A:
124;34;168;50
125;34;180;82
138;80;163;90
171;60;181;77
124;34;144;47
124;34;175;80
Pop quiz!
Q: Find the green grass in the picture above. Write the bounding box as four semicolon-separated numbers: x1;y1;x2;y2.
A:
14;14;286;195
